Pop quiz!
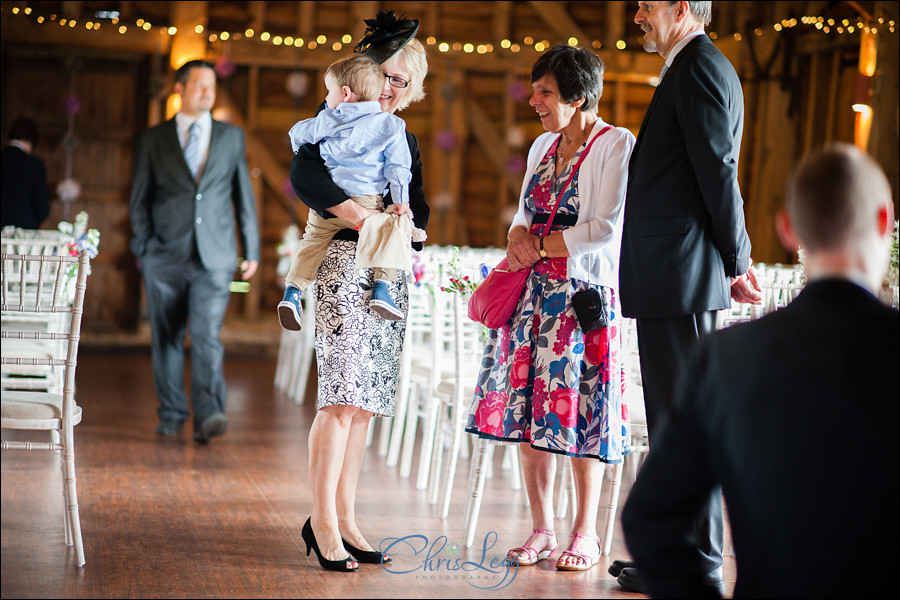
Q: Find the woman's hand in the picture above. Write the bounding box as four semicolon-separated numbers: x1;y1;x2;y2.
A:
506;226;541;271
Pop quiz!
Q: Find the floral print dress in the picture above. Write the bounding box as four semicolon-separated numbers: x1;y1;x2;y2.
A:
465;139;630;462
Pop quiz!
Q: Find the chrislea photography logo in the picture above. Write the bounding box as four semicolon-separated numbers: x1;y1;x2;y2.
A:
378;531;519;590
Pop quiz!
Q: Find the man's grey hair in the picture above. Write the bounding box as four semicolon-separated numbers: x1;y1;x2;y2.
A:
672;1;712;26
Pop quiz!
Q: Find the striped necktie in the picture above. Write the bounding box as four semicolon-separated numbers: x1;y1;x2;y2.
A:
184;122;201;179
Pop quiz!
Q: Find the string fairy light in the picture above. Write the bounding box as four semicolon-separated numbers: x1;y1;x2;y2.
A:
3;4;896;59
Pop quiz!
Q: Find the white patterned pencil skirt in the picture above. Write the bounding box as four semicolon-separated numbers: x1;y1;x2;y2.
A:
313;239;407;417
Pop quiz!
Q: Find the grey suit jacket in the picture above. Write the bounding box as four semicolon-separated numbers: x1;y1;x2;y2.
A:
129;117;260;270
619;35;751;319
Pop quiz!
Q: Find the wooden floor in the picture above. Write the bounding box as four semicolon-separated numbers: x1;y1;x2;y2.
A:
1;347;736;599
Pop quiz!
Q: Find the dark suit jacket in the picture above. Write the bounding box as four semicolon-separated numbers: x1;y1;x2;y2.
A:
1;145;50;230
622;279;900;598
129;117;260;269
289;102;429;251
620;35;751;319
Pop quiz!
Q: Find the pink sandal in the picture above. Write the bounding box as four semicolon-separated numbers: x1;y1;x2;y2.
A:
555;532;601;571
505;529;558;566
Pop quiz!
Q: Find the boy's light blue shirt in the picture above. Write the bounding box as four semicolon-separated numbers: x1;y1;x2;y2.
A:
288;101;411;204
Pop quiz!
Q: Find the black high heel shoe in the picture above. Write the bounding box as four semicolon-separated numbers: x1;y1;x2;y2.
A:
342;538;392;564
301;518;358;572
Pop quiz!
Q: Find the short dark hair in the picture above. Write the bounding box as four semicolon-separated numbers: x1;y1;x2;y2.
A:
8;117;39;146
531;45;605;113
175;59;216;87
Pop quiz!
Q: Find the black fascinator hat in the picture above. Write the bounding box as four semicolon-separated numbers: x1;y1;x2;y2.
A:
354;10;420;64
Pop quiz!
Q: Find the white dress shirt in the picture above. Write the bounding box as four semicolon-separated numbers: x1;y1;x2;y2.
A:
175;111;212;178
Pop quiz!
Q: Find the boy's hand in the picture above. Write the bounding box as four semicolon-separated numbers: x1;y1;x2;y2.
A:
391;203;410;216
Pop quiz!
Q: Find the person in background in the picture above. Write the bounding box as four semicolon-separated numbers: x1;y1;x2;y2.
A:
613;2;762;592
279;53;414;329
129;59;260;444
622;142;899;598
1;117;50;230
288;11;430;573
466;44;635;573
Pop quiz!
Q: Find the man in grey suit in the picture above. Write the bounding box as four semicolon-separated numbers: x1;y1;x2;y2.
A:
613;2;761;593
622;143;899;598
130;59;260;444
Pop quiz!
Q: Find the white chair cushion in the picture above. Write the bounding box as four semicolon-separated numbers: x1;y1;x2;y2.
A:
1;391;82;423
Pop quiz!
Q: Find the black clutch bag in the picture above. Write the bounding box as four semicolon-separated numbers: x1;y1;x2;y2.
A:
571;288;607;333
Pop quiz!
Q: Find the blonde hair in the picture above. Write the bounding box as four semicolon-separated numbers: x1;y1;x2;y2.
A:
326;54;383;102
787;143;892;252
383;38;428;111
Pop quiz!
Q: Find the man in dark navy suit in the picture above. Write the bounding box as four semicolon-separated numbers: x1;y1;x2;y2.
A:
129;60;260;444
622;143;899;598
614;2;762;593
1;117;50;230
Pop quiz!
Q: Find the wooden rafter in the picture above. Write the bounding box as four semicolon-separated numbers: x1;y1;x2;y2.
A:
466;98;521;200
527;0;592;45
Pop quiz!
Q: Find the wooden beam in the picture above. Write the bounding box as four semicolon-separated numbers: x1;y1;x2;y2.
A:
350;1;379;43
169;1;209;68
297;1;315;39
802;52;818;156
527;0;592;45
613;80;626;132
427;66;468;245
825;49;840;143
605;1;626;49
499;70;517;247
0;15;171;55
250;1;266;32
466;98;520;200
247;65;259;129
62;2;83;20
493;1;513;43
216;90;296;218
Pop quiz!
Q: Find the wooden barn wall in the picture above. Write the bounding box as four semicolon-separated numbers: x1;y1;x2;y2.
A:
1;1;897;334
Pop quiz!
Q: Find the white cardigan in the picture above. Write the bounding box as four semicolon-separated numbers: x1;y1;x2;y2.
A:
509;118;635;288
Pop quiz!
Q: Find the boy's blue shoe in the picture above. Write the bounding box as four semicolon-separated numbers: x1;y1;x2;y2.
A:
277;285;304;331
370;280;403;321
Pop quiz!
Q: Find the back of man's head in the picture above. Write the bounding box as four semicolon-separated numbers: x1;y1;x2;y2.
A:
8;117;39;146
787;143;891;253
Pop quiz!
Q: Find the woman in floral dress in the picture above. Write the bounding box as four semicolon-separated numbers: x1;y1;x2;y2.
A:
466;45;634;572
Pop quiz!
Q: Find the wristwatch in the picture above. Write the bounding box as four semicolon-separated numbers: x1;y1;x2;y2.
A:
538;237;548;258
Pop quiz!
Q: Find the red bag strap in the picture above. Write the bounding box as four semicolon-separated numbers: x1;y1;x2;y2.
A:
539;124;613;238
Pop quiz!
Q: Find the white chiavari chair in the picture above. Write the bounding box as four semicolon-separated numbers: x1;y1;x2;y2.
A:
383;277;433;465
1;232;74;392
273;285;315;404
427;292;487;517
1;250;91;566
400;288;455;488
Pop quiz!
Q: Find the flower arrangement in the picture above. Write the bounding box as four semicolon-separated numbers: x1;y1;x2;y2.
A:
276;224;301;277
57;211;100;302
883;220;899;308
440;246;480;298
888;220;899;286
410;251;427;285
